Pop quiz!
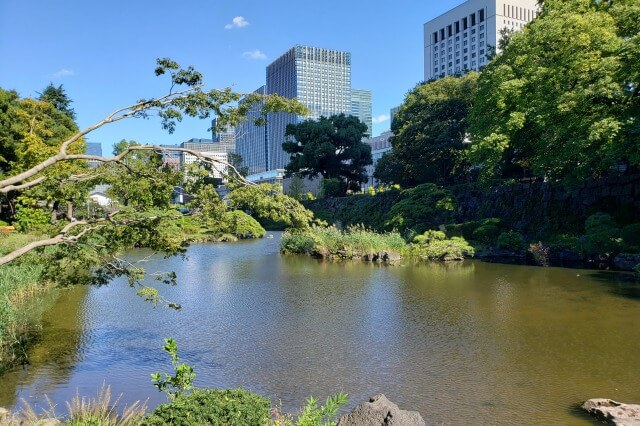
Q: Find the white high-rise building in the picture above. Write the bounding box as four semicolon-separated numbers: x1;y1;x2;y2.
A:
424;0;539;81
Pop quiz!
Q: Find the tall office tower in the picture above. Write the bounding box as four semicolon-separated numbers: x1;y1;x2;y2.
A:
351;89;373;138
266;45;352;170
389;106;401;130
424;0;539;81
211;118;236;153
235;86;269;175
85;142;103;169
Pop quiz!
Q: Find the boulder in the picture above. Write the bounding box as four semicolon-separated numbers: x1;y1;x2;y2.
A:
381;251;402;264
337;394;427;426
582;399;640;425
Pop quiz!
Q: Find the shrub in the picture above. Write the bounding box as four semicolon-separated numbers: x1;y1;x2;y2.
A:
0;220;8;226
143;388;270;426
620;223;640;252
14;206;50;233
582;212;621;256
320;178;346;198
411;230;474;261
472;223;501;244
224;210;266;239
384;183;456;234
529;242;550;267
497;231;526;252
280;231;318;254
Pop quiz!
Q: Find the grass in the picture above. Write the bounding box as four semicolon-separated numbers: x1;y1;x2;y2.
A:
0;233;55;373
281;225;407;259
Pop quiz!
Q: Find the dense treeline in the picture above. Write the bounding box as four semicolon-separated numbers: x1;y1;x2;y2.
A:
378;0;640;186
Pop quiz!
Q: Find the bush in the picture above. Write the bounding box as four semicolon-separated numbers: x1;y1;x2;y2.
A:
280;231;318;254
384;183;456;234
620;223;640;252
472;222;501;244
143;388;270;426
14;206;50;233
411;230;474;261
223;210;266;239
529;242;550;266
320;178;346;198
497;231;526;252
582;212;621;256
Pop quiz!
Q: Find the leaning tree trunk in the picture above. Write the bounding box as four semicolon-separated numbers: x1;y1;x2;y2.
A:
66;202;73;220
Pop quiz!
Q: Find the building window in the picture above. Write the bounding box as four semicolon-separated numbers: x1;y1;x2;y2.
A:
463;32;468;38
472;44;476;50
455;21;460;33
464;48;468;53
463;17;468;29
464;40;468;46
472;37;476;42
448;25;452;37
456;36;460;42
456;51;460;56
440;28;445;40
480;32;485;39
479;9;485;22
448;54;452;59
471;29;476;35
480;24;485;31
455;43;460;49
472;60;477;67
480;49;485;55
464;56;468;61
434;68;438;74
456;59;460;64
448;62;452;67
471;13;476;26
472;52;476;58
448;46;452;52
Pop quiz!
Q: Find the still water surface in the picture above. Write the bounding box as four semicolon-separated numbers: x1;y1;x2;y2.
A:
1;233;639;424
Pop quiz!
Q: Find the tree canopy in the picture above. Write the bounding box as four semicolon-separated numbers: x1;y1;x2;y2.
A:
376;73;478;187
468;0;640;182
282;114;372;192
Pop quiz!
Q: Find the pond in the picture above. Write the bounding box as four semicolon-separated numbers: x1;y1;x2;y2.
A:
1;233;639;424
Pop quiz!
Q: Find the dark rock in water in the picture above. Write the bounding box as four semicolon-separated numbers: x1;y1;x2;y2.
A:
337;394;427;426
582;398;640;425
614;254;640;271
477;248;525;260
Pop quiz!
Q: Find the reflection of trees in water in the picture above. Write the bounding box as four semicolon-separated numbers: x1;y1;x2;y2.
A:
0;285;87;408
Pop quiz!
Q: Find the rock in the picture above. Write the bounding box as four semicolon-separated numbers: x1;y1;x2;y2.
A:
0;407;8;419
381;251;401;264
337;394;427;426
614;254;640;271
582;399;640;425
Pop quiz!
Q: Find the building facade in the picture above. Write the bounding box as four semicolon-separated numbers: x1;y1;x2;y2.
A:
424;0;539;81
265;45;352;171
351;89;373;138
235;86;269;175
363;131;393;189
211;118;236;153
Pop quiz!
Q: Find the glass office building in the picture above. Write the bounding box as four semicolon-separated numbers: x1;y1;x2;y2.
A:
351;89;372;138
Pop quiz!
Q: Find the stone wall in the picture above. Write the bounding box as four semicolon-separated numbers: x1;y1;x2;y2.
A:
451;174;640;236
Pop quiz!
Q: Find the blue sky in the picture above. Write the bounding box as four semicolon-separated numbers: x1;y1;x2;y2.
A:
1;0;464;154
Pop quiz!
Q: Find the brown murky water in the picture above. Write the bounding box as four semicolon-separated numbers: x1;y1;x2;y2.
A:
1;233;639;424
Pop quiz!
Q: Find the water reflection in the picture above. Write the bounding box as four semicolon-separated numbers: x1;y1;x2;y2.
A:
0;235;638;425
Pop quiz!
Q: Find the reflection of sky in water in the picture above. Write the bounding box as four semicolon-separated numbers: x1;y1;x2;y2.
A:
0;235;639;425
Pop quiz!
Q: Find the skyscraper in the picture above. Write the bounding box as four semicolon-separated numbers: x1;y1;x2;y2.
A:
235;86;269;175
351;89;373;138
265;45;352;171
211;118;236;153
424;0;539;81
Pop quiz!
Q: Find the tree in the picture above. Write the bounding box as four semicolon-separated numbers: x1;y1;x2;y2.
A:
37;83;76;120
468;0;640;182
384;73;478;187
282;114;372;193
0;58;307;273
373;152;405;186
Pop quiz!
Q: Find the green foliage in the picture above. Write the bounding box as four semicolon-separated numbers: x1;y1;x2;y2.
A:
620;223;640;252
228;184;314;230
281;225;406;258
320;178;346;198
385;183;456;234
37;83;76;120
151;338;195;400
469;2;639;182
295;392;349;426
14;206;50;233
497;230;526;252
386;73;478;186
283;114;372;191
143;388;270;426
471;219;504;244
582;212;621;256
222;210;266;239
410;230;474;261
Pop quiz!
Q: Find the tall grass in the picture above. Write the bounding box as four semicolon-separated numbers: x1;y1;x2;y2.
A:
0;233;53;373
281;225;407;258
